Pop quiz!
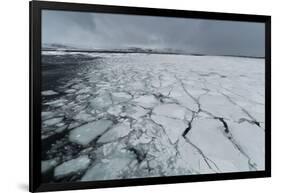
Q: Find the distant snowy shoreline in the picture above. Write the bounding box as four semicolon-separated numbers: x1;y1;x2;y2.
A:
42;49;265;59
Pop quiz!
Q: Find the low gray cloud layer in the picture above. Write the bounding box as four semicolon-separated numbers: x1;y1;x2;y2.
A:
42;10;265;57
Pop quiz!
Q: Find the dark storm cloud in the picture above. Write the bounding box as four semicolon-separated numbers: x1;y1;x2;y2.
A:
42;10;265;57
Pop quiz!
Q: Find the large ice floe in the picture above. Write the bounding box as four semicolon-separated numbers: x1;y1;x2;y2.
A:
41;51;265;183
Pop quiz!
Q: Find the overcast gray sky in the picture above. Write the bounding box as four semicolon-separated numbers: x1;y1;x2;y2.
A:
42;10;265;57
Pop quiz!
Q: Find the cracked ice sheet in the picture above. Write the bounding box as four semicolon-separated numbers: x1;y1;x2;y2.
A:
228;121;265;169
41;52;265;182
186;117;249;172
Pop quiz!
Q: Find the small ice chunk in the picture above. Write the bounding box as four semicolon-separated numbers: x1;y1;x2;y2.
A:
55;125;67;133
44;117;63;126
65;89;76;94
76;94;90;101
90;93;112;110
56;122;65;127
69;120;113;145
107;105;122;116
68;122;82;130
133;95;158;108
153;104;189;120
42;111;54;120
42;126;56;132
45;99;68;107
42;90;58;96
158;87;173;96
72;83;85;90
41;159;58;173
54;156;90;179
151;115;186;143
126;105;148;119
81;150;135;181
98;122;131;143
74;111;95;122
111;92;131;103
77;87;91;94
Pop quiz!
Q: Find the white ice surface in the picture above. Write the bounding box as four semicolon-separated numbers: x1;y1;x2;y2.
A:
133;95;159;108
97;122;131;143
151;115;187;143
69;120;113;146
54;156;90;179
81;149;135;181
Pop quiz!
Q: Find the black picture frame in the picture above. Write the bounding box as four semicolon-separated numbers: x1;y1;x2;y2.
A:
30;1;271;192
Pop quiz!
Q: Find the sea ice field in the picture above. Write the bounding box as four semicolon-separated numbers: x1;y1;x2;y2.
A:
41;51;265;182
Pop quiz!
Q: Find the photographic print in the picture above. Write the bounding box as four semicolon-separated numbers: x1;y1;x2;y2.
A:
40;10;266;183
